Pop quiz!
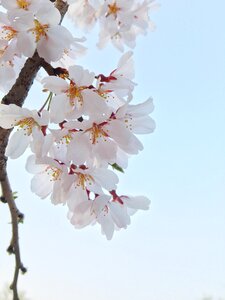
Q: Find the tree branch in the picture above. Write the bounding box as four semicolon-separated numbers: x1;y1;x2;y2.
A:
0;1;69;299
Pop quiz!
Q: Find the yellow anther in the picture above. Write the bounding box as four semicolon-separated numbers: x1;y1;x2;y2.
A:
76;173;94;190
16;117;38;135
107;2;121;16
46;166;62;181
16;0;30;10
85;123;108;144
1;26;17;41
32;19;49;43
66;82;84;107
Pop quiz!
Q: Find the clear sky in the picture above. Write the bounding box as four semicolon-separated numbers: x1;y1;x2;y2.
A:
1;1;225;300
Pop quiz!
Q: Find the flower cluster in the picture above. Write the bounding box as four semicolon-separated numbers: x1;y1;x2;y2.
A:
0;0;157;239
0;51;155;239
68;0;157;51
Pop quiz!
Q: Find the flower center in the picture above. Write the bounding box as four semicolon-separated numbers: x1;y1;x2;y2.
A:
1;26;18;41
107;2;121;16
66;82;84;107
16;0;30;9
62;133;72;145
85;123;108;144
32;19;49;42
16;117;38;135
76;173;94;190
46;166;62;181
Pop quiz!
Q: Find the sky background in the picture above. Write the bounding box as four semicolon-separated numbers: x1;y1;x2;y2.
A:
1;0;225;299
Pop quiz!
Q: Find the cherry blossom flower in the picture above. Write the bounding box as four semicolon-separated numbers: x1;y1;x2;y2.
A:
0;0;157;240
96;51;136;101
26;155;67;205
69;192;150;239
12;2;74;62
112;97;156;134
64;164;119;208
67;0;98;30
0;12;21;61
42;65;109;123
97;0;156;51
0;104;49;158
1;0;44;18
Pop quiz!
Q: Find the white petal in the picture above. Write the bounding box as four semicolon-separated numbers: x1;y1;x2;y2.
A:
49;94;67;123
31;172;53;199
42;76;68;94
98;213;115;240
6;130;30;159
110;202;130;228
92;168;119;191
122;196;150;210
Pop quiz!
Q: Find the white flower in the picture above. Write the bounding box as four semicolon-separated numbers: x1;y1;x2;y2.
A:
96;51;136;101
1;0;44;18
97;0;156;51
63;164;119;211
67;0;98;30
42;65;109;123
0;12;21;61
26;155;67;205
113;97;156;134
0;104;49;158
13;2;74;62
54;37;87;68
69;192;150;240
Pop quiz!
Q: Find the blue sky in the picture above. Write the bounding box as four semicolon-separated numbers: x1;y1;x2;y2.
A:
1;1;225;299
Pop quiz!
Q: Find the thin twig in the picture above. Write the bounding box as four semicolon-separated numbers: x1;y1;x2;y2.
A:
1;175;25;300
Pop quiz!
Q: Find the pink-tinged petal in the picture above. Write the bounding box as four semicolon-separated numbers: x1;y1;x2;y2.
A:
92;168;118;191
116;51;134;79
37;26;73;62
87;181;103;195
122;196;150;210
17;31;36;57
110;202;130;228
31;172;53;199
51;181;65;205
31;129;53;158
71;201;95;228
107;120;143;154
67;186;88;211
126;98;154;116
82;89;108;115
98;213;115;240
94;139;117;163
67;134;91;165
42;76;68;94
69;65;95;86
115;148;128;169
35;2;60;25
131;116;156;134
26;155;45;174
92;195;110;216
5;130;30;159
13;12;34;31
0;104;23;128
49;94;67;123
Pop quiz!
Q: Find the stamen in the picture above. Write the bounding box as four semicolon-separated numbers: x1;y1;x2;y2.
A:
31;20;49;43
76;173;94;190
66;81;84;107
107;2;121;17
1;26;17;41
16;117;38;135
16;0;31;10
85;123;108;144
